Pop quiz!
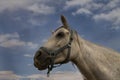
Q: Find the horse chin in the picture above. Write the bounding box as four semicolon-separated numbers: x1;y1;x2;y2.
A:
34;62;48;70
37;65;48;70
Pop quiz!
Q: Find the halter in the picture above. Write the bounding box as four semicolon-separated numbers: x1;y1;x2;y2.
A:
40;29;73;77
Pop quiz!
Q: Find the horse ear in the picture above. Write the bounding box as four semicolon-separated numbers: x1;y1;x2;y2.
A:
61;15;69;29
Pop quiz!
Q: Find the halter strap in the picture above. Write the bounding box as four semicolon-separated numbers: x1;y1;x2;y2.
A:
40;30;73;77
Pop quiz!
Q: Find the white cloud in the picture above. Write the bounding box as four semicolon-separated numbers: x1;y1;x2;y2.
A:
64;0;92;9
24;54;33;58
64;0;103;16
72;8;92;16
64;0;120;30
0;0;33;12
0;39;26;48
26;74;47;79
103;0;120;10
0;33;38;49
91;0;120;30
27;42;38;49
0;71;22;80
0;33;25;48
85;2;104;11
26;71;83;80
93;8;120;30
27;4;55;15
0;0;55;15
50;71;83;80
111;26;120;30
0;71;84;80
27;64;33;66
93;8;120;22
0;32;19;43
64;0;103;10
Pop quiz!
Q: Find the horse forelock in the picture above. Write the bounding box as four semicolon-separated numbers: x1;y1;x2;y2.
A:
54;26;71;33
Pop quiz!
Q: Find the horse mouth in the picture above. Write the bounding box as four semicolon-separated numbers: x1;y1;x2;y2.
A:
34;59;49;70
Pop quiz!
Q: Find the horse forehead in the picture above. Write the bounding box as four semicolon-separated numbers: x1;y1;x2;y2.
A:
54;27;69;33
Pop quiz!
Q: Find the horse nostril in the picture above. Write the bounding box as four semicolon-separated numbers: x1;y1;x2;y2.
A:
38;51;42;56
35;50;42;58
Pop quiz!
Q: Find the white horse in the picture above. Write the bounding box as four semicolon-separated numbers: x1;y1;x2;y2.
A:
34;15;120;80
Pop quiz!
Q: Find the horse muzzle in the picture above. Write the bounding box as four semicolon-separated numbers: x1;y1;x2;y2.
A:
34;48;51;70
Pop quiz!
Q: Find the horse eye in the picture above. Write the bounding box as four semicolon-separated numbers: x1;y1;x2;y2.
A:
56;32;65;38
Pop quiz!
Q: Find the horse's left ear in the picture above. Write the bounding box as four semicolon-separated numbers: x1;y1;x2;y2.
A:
61;15;69;29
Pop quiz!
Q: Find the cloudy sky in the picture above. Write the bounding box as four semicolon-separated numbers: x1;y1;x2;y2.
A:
0;0;120;80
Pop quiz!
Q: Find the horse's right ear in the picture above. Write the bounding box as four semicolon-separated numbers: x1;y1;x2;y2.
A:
61;15;69;29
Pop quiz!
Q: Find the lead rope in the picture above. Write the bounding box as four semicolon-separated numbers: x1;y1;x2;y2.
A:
47;63;62;77
47;52;55;77
47;59;54;77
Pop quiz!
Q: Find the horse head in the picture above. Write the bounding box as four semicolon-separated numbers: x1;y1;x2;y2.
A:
34;15;79;75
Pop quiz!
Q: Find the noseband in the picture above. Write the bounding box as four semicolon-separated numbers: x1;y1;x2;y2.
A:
40;29;73;77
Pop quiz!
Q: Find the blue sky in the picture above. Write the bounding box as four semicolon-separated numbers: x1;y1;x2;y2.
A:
0;0;120;79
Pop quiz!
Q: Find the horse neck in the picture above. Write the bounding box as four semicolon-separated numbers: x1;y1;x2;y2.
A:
71;34;97;80
71;32;120;80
